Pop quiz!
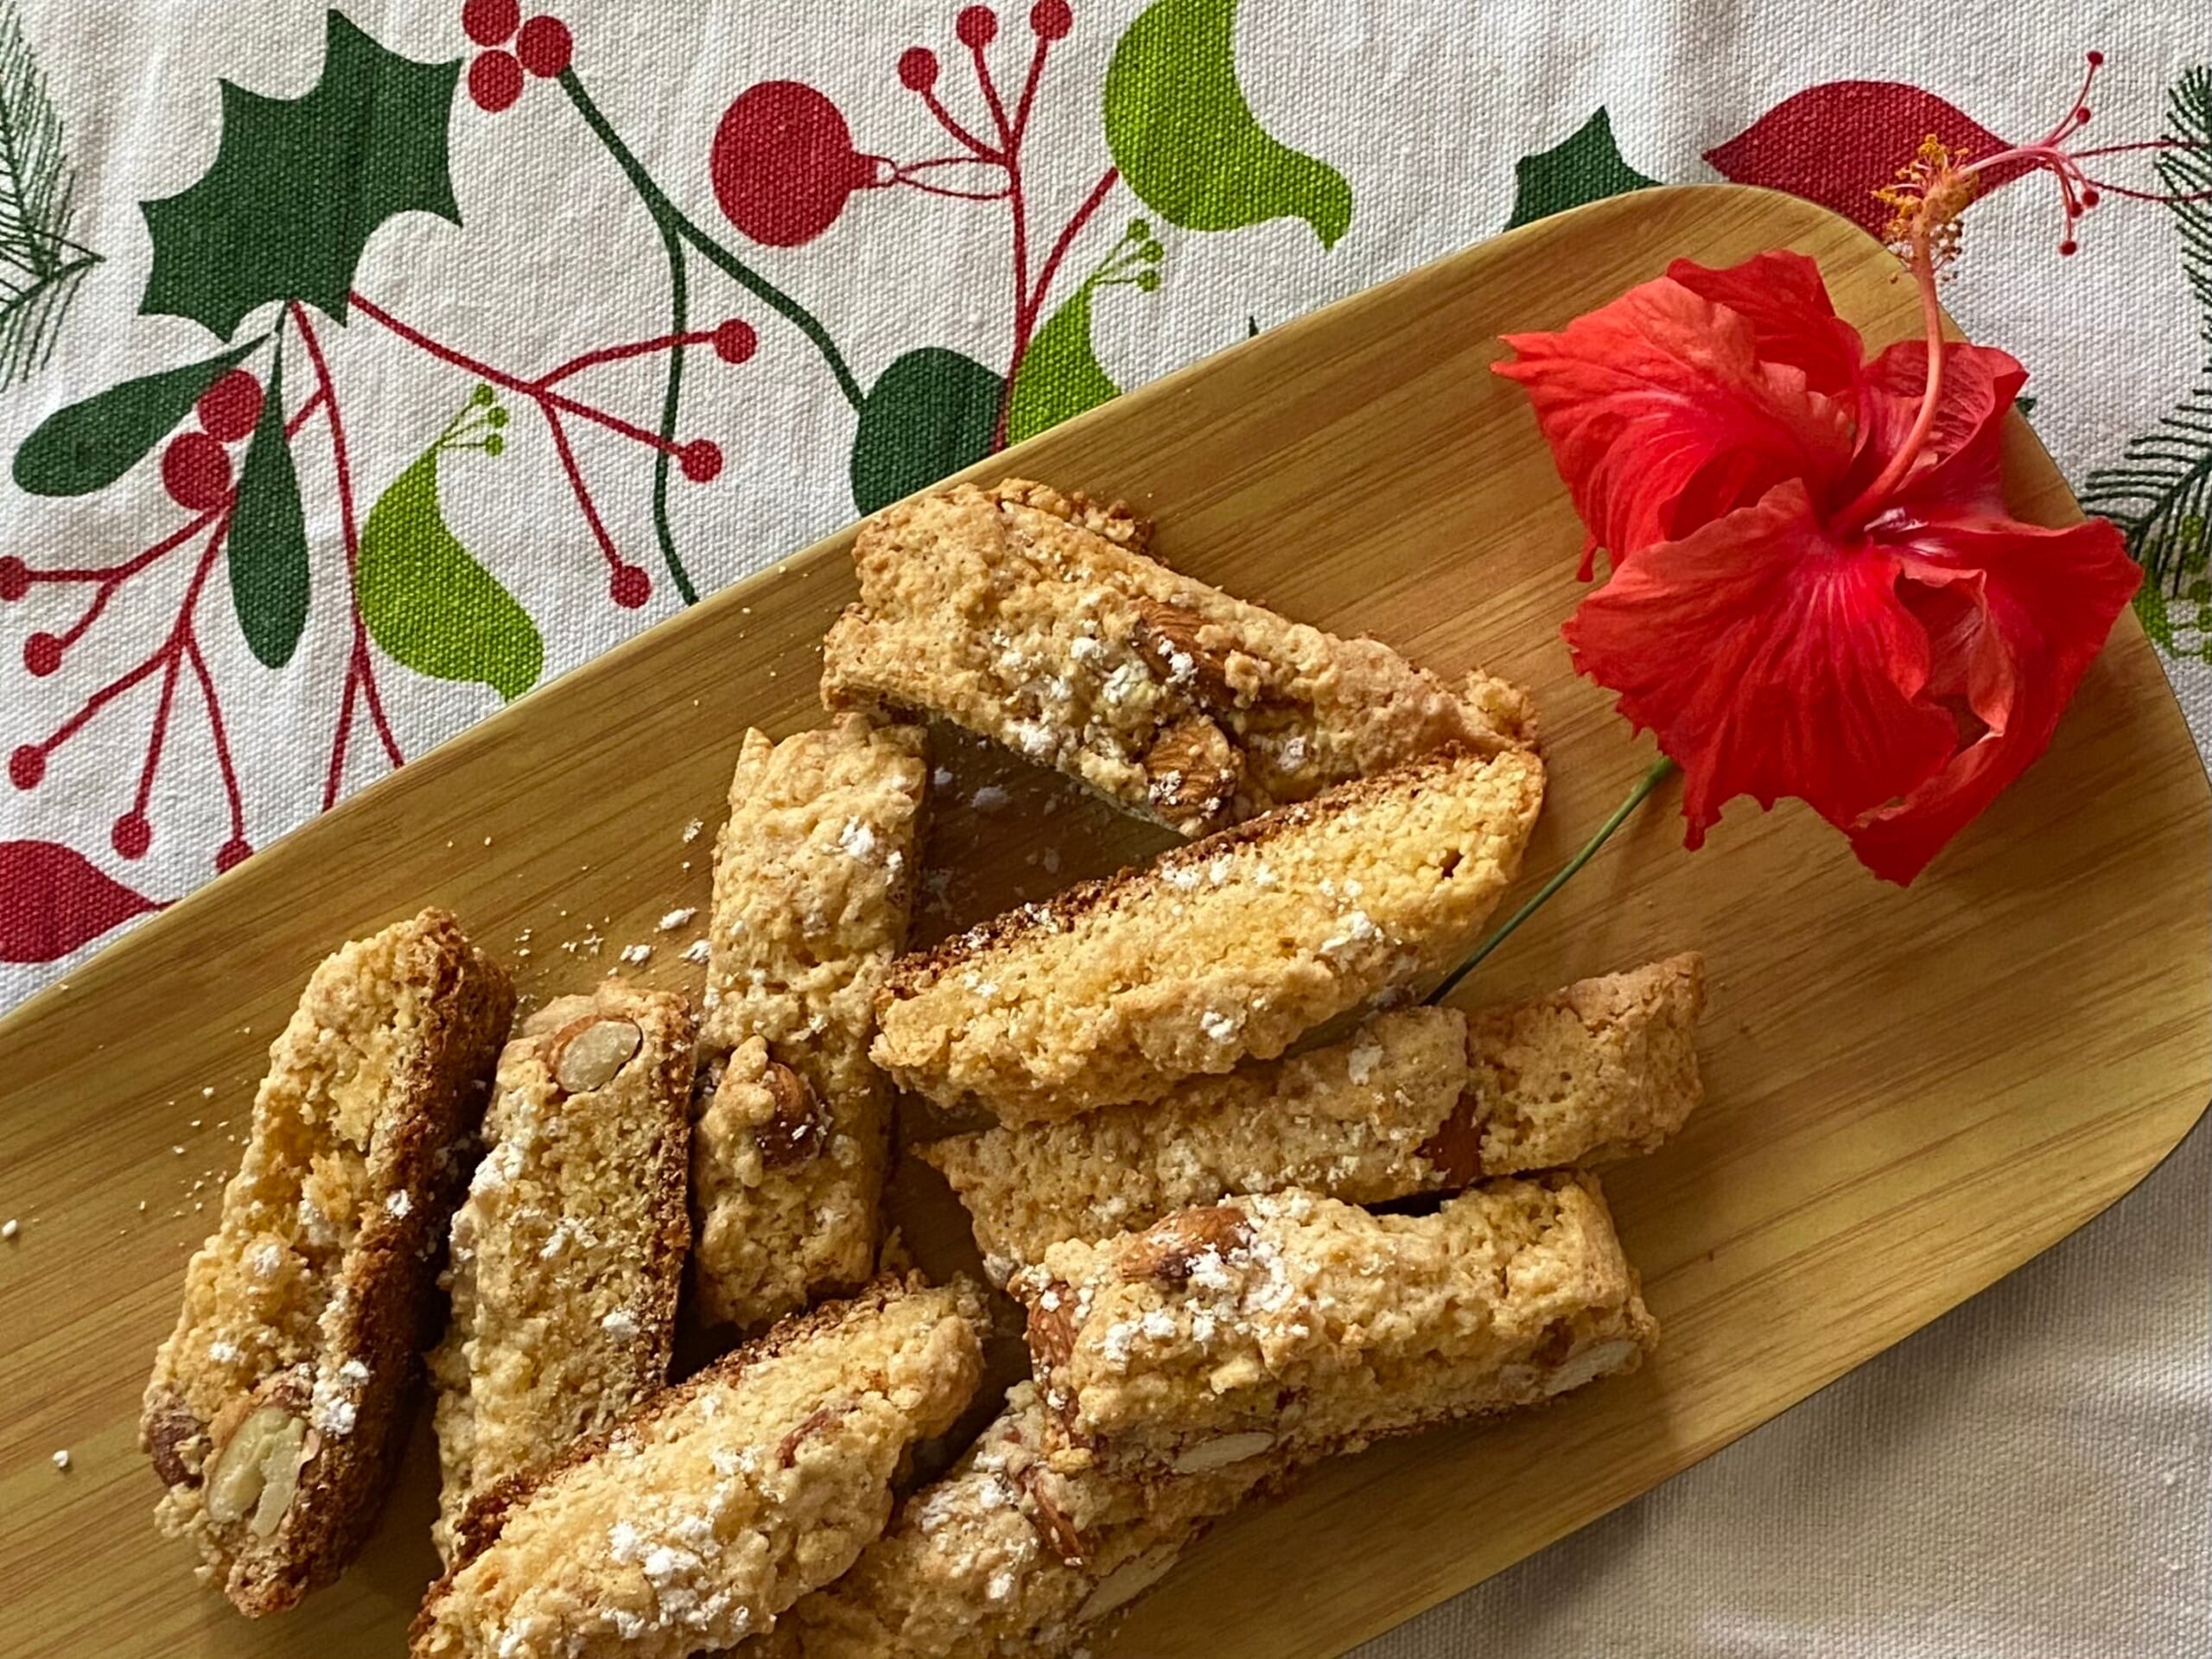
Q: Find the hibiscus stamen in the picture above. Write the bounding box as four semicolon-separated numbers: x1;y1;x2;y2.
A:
1954;51;2212;256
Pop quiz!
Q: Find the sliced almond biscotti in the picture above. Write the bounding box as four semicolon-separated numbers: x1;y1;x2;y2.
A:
429;982;695;1564
692;714;928;1331
1010;1176;1655;1472
923;955;1707;1272
141;908;513;1616
820;478;1533;836
919;1005;1469;1275
737;1382;1277;1659
1459;953;1705;1173
875;745;1545;1123
411;1275;988;1659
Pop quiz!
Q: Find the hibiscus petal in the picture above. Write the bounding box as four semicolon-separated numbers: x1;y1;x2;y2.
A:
1664;251;1867;397
1847;340;2027;517
1848;514;2141;883
1562;480;1959;845
1496;274;1857;570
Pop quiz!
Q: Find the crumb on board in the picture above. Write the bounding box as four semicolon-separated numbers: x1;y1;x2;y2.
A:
658;908;697;931
620;943;652;965
51;1449;68;1471
1;1218;16;1240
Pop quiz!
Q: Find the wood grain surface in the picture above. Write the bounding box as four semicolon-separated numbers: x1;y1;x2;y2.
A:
0;184;2204;1659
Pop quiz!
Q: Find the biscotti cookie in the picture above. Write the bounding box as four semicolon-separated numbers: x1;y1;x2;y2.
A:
925;956;1707;1272
1457;953;1705;1173
429;982;696;1563
875;745;1545;1122
1011;1177;1655;1471
692;714;928;1331
919;1006;1471;1275
739;1382;1276;1658
141;908;512;1616
820;478;1533;836
412;1275;988;1659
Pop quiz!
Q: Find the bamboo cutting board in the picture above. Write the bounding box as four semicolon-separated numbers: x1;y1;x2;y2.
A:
0;184;2205;1658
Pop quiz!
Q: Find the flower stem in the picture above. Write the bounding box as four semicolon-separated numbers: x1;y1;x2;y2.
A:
1427;756;1679;1007
652;220;700;605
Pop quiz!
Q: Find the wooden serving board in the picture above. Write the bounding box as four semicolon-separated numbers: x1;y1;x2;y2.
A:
2;184;2206;1658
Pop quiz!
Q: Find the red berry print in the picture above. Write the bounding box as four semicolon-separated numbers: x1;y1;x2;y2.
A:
711;82;881;246
516;15;572;78
196;369;264;443
22;633;60;677
679;439;723;483
215;838;253;874
8;746;41;790
462;0;520;47
712;318;758;364
609;563;652;608
1030;0;1071;40
111;813;152;861
468;50;524;112
957;6;997;48
899;47;940;91
162;433;232;512
0;555;27;601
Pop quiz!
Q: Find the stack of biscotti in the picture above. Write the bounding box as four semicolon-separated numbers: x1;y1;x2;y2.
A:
130;476;1707;1658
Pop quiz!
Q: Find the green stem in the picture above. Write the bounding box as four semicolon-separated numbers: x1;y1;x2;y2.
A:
1427;757;1679;1007
559;68;864;412
652;220;699;605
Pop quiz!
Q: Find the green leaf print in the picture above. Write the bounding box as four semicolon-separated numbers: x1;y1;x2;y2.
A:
139;11;461;339
1504;108;1656;231
849;346;1002;514
226;352;309;666
358;423;540;701
1104;0;1353;248
11;340;255;495
1008;222;1165;445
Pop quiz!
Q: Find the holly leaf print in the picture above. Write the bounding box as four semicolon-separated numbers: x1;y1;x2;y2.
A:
1505;108;1656;230
139;11;461;340
227;352;309;667
12;340;255;494
358;446;541;700
850;346;1001;513
1104;0;1352;248
0;839;157;963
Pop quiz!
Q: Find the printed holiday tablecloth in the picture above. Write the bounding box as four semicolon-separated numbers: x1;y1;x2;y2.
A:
0;1;2204;1652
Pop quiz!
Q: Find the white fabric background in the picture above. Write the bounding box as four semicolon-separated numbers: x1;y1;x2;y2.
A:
0;1;2202;1651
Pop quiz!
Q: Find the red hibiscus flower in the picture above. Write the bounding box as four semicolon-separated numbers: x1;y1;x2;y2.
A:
1495;246;2140;884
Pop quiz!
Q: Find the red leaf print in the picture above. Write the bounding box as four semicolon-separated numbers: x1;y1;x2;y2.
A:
1706;83;2024;235
0;839;160;963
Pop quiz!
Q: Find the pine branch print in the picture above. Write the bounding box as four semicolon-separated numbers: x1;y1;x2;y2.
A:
0;0;98;388
2080;67;2212;645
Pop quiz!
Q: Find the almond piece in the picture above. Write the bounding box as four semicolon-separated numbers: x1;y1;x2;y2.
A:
203;1406;309;1536
1076;1551;1180;1623
1542;1338;1640;1396
753;1061;826;1168
1416;1094;1485;1188
1131;599;1234;705
1119;1205;1251;1285
143;1399;207;1488
776;1402;853;1467
549;1016;643;1093
1021;1471;1086;1566
1027;1293;1078;1371
1142;716;1240;829
1170;1431;1276;1473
